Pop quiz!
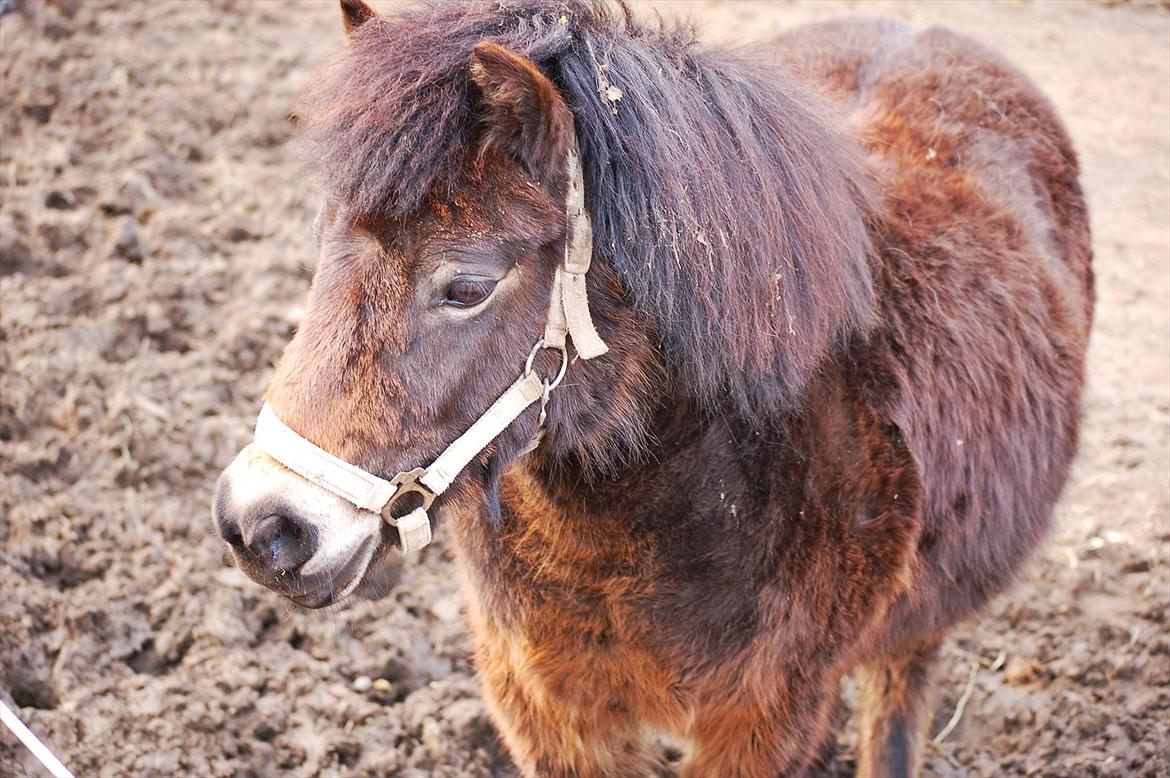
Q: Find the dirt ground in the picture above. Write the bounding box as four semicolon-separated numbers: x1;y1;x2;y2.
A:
0;1;1167;776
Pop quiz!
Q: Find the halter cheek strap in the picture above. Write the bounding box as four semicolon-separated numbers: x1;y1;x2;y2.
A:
544;148;607;359
251;147;606;553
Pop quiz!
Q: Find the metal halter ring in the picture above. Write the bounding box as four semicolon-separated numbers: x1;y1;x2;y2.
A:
382;467;437;524
524;338;569;391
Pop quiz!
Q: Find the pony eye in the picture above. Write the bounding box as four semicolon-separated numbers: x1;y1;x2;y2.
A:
444;278;497;308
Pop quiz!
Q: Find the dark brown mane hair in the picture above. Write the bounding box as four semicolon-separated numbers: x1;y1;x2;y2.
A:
301;0;878;417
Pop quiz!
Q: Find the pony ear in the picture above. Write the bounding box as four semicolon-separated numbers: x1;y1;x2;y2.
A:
469;42;573;177
340;0;376;36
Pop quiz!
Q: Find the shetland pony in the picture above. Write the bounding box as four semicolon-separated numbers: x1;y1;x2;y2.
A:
213;2;1092;775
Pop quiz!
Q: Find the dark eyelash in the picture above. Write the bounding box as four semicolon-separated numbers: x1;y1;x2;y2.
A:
445;277;497;308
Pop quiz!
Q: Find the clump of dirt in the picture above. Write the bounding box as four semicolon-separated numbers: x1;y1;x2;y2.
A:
1;1;1167;777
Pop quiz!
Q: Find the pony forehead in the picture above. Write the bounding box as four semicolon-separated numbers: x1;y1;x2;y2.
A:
322;155;566;258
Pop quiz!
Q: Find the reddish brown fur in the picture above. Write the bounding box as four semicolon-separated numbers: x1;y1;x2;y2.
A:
339;0;376;36
471;42;575;176
255;3;1092;775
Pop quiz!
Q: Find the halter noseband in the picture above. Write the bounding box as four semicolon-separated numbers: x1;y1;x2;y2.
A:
252;147;607;553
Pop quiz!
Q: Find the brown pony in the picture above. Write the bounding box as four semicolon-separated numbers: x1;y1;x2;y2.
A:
212;1;1093;775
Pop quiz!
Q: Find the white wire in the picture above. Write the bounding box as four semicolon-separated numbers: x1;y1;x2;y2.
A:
0;700;76;778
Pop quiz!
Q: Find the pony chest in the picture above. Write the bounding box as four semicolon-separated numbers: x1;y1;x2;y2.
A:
468;586;694;758
456;513;692;721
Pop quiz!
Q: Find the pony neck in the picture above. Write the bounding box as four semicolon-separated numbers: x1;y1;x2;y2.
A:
513;387;794;544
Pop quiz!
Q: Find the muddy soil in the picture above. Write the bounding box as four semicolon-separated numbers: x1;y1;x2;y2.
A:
1;1;1167;776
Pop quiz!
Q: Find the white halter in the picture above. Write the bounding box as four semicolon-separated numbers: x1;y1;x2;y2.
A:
253;148;607;552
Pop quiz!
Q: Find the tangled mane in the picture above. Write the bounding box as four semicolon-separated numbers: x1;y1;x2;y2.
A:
302;0;877;417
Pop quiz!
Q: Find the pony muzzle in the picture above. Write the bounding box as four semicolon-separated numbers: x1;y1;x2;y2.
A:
212;444;383;607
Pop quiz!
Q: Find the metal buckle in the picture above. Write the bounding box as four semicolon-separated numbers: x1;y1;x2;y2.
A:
382;467;436;525
524;338;568;391
517;338;568;455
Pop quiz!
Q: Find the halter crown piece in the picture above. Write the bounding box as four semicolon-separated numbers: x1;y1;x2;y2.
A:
252;146;607;553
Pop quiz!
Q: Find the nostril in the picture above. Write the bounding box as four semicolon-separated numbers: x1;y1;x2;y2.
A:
249;513;316;573
213;477;245;549
220;519;245;550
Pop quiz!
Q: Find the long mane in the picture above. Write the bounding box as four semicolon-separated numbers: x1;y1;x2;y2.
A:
302;0;877;417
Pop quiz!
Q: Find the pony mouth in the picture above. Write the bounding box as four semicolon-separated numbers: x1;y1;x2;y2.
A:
351;502;449;600
357;521;410;590
284;536;377;609
334;523;399;602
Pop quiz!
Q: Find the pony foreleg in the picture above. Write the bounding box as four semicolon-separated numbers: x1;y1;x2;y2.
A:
854;637;943;778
